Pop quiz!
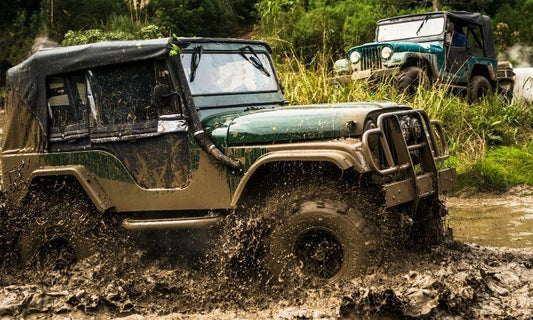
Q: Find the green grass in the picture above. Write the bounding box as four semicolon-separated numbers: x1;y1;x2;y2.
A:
274;51;533;191
463;142;533;190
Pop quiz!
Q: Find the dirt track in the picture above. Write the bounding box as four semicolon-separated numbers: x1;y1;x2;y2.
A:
1;190;533;319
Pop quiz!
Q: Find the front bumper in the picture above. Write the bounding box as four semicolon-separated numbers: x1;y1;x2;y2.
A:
361;109;455;207
351;67;400;81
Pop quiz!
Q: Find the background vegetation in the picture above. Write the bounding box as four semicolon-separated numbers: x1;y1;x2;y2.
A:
1;0;532;191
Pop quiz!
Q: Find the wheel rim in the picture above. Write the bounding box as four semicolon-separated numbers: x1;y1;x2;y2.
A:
293;229;343;279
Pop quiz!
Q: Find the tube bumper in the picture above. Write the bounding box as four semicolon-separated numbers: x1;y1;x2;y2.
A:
362;109;455;208
383;168;455;207
351;67;400;81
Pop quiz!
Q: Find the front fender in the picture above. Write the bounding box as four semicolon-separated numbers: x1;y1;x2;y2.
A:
388;52;439;75
229;142;371;206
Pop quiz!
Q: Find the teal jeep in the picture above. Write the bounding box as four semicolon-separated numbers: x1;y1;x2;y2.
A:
3;37;455;282
335;11;514;102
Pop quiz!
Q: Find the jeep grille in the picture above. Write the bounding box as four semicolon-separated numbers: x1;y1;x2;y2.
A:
360;47;383;71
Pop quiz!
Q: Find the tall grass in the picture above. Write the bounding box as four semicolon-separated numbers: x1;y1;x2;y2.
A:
275;51;533;190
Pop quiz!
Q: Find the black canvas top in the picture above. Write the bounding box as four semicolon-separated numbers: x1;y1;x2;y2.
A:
378;11;486;26
377;11;495;58
6;37;271;136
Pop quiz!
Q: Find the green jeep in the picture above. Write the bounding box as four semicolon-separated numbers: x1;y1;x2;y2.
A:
335;11;514;102
2;37;455;281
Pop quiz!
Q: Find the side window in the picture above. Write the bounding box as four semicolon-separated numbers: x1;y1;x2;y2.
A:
88;60;160;138
47;74;88;142
154;59;181;116
467;24;484;52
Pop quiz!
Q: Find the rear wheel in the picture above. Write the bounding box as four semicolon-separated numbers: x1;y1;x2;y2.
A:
263;185;380;283
468;75;493;103
18;179;124;269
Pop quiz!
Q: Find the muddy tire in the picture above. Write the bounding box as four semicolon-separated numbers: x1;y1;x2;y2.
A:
411;197;448;246
18;179;120;269
263;186;380;283
395;66;428;94
468;75;492;103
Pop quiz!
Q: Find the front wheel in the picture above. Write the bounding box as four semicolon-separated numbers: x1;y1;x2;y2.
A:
395;66;428;95
263;190;380;283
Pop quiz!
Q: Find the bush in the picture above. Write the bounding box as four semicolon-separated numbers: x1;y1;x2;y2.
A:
62;24;163;46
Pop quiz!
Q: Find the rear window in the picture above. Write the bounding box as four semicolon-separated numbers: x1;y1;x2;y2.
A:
46;73;88;142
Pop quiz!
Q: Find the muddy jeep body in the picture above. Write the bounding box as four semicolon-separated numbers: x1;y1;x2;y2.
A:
337;11;513;100
3;38;454;280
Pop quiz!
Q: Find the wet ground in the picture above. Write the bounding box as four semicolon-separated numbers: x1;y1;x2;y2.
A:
448;186;533;248
1;189;532;319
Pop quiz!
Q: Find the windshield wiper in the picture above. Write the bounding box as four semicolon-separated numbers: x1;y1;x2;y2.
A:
189;46;203;82
239;46;271;77
416;15;430;36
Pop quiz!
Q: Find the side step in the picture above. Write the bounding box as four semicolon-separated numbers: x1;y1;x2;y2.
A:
122;216;224;231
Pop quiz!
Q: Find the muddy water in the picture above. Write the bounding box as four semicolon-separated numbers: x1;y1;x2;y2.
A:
448;189;533;248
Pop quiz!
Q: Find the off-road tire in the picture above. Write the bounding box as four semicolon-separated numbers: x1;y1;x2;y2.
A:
262;185;380;283
468;75;493;103
411;197;449;246
18;180;122;268
395;66;428;95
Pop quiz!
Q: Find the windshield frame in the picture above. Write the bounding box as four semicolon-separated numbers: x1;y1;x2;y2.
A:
376;14;447;42
178;49;281;97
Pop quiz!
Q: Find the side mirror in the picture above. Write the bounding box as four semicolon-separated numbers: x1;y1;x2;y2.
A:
152;84;172;108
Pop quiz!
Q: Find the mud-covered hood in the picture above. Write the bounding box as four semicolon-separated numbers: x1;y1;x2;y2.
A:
348;41;443;56
204;102;409;147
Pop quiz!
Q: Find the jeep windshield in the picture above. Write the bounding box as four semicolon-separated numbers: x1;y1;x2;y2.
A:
180;50;279;95
377;16;445;42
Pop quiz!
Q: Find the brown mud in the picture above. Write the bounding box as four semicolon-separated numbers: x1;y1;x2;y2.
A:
1;189;533;319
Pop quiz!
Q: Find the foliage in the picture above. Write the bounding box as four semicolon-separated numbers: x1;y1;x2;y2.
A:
147;0;256;37
62;24;163;46
255;0;400;61
464;142;533;190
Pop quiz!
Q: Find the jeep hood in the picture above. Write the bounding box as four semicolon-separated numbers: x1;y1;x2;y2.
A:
349;41;443;56
204;102;409;147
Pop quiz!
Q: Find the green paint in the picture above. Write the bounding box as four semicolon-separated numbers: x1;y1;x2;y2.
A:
202;102;400;147
43;151;135;183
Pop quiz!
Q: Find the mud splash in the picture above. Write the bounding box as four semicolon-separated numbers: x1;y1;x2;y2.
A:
1;241;532;319
1;188;533;319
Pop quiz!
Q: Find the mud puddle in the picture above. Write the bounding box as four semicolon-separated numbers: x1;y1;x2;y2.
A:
448;186;533;247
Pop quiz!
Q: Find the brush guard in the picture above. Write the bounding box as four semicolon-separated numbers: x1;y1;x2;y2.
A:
362;109;455;208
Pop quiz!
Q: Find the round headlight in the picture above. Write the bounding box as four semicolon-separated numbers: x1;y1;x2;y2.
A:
381;46;393;59
349;51;361;64
409;118;423;140
400;116;411;141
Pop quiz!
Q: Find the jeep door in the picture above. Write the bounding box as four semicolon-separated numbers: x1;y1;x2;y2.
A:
446;21;486;82
86;58;191;189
